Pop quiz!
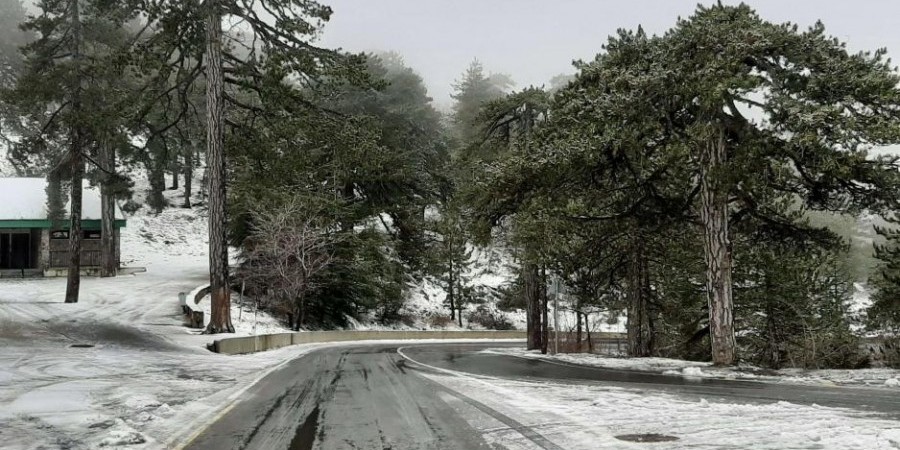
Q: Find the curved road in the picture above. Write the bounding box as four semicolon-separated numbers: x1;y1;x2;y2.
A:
184;342;900;450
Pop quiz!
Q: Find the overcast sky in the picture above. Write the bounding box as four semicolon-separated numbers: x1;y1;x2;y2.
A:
318;0;900;111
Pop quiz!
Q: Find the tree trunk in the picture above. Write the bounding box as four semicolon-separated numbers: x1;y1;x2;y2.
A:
627;236;653;357
576;310;582;349
64;0;83;304
585;313;593;352
99;140;117;277
448;257;455;321
65;156;84;303
183;148;192;208
540;266;549;355
524;262;542;350
145;143;167;213
204;1;234;334
298;292;306;329
700;127;735;365
764;273;781;369
171;167;179;190
457;276;463;327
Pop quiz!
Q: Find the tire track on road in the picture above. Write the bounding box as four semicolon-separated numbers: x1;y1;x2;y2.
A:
397;347;564;450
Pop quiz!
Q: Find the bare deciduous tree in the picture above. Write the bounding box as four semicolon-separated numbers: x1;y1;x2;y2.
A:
240;200;336;330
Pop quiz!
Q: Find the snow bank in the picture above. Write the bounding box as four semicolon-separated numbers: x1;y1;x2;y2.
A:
0;176;300;449
487;348;900;388
420;370;900;449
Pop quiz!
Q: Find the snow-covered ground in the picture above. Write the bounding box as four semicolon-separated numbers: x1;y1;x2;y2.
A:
419;370;900;450
484;348;900;388
3;168;898;449
0;192;312;448
397;245;626;334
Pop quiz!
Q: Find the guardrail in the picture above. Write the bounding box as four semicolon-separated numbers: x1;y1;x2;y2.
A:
210;330;525;354
209;330;629;355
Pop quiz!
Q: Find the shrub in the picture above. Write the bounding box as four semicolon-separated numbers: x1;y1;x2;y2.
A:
466;307;515;330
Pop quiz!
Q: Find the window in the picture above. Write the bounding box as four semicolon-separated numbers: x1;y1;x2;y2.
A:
50;230;69;239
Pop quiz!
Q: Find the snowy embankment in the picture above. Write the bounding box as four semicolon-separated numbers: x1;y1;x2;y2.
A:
380;245;626;334
419;370;900;450
0;194;310;448
483;348;900;388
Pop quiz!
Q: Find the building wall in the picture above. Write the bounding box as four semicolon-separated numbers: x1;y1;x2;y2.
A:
46;229;119;268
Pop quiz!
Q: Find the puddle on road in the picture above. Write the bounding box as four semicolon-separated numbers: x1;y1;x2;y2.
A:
289;405;320;450
615;433;679;443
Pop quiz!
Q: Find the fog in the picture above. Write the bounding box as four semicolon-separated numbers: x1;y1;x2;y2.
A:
319;0;900;110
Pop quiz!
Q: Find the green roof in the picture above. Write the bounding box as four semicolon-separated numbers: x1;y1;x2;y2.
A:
0;219;126;230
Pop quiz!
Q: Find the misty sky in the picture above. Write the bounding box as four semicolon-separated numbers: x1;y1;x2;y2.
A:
318;0;900;110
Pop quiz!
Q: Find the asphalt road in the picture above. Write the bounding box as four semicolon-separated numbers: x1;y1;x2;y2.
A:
185;341;900;450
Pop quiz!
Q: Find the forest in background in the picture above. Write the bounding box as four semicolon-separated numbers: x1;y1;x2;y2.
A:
3;0;900;369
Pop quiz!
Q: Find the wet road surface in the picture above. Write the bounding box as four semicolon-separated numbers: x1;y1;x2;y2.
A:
186;342;900;450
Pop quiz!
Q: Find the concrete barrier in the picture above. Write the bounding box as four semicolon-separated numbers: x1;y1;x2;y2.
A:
212;330;528;355
211;330;628;355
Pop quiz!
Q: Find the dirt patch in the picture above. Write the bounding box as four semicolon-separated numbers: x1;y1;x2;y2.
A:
50;322;181;351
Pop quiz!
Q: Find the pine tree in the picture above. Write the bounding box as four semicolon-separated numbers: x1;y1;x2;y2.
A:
139;0;363;333
2;0;139;301
429;200;473;327
0;0;31;88
467;87;550;350
870;217;900;331
450;60;512;146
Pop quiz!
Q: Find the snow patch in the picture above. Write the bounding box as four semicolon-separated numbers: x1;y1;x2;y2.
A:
423;371;900;450
488;347;900;388
681;366;704;377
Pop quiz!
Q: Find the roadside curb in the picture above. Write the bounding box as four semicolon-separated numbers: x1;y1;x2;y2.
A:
210;330;530;355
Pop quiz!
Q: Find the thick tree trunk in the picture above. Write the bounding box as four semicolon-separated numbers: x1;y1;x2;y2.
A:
183;149;192;208
171;167;179;190
64;0;83;304
626;237;653;357
147;166;166;212
540;266;549;355
145;145;167;213
524;262;542;350
700;128;735;365
65;156;84;303
99;141;117;277
204;1;234;334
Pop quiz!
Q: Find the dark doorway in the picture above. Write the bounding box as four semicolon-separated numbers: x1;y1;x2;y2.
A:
0;233;31;269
